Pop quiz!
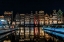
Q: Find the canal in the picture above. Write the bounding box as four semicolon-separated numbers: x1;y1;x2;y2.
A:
3;26;64;42
15;26;53;42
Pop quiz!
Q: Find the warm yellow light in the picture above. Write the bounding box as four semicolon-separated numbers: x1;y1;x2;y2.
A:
58;21;62;24
53;21;57;24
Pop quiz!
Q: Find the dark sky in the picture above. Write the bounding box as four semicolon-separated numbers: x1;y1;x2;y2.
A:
0;0;64;15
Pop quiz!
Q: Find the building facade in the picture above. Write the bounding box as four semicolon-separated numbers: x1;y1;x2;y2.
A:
4;11;13;24
15;10;64;26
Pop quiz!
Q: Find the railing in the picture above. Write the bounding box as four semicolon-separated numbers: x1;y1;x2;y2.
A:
0;28;18;40
43;24;64;41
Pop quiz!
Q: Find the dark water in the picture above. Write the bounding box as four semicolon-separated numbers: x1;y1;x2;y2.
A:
3;26;54;42
15;26;53;42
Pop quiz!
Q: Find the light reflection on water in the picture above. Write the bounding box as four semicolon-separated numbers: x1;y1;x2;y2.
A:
3;27;56;42
18;26;45;42
17;26;55;42
18;27;44;39
3;27;64;42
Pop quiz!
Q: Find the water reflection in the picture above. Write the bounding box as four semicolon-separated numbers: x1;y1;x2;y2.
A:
3;26;55;42
16;27;44;39
25;27;29;38
15;26;54;42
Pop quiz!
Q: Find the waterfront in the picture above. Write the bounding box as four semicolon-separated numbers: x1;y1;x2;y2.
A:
3;26;54;42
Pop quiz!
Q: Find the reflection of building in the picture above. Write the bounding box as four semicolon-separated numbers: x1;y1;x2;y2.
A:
14;10;64;39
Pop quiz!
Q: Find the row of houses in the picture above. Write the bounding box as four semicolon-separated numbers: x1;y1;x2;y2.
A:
0;9;63;26
15;9;63;26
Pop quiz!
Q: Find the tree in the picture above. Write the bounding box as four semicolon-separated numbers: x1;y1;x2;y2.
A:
57;9;63;18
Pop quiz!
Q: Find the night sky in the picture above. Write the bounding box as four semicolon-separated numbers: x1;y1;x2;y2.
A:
0;0;64;15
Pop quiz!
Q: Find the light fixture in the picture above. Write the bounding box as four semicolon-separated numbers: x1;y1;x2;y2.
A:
1;20;5;21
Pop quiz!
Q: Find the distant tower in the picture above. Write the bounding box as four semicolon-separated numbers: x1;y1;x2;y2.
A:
52;10;57;24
